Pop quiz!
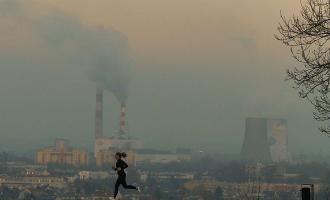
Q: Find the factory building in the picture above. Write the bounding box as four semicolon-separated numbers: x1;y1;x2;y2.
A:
95;148;192;166
240;118;289;164
92;87;191;166
95;137;143;157
36;139;88;166
95;148;136;166
93;87;143;165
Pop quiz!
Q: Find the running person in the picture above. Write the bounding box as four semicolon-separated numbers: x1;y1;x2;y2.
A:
112;152;140;199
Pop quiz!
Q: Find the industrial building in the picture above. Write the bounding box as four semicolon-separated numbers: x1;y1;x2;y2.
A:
95;148;192;166
95;148;136;166
94;87;134;141
93;87;143;166
36;139;88;166
94;137;143;158
93;87;191;166
240;117;288;164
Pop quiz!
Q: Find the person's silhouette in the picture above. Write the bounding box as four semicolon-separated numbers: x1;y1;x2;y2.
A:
112;152;140;199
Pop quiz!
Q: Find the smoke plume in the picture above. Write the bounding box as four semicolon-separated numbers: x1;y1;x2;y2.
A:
86;27;131;103
0;0;131;103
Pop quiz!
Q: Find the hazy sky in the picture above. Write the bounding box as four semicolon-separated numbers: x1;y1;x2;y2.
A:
0;0;328;155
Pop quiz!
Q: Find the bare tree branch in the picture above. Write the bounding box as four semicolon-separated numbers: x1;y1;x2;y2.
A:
276;0;330;134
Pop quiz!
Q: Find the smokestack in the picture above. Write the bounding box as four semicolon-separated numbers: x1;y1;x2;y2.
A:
95;87;103;139
119;102;127;137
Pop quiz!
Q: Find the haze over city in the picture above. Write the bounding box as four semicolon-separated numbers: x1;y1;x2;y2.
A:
0;0;327;156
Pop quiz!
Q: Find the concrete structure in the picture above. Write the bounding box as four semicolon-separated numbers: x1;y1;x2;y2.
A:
267;119;289;162
241;118;289;163
95;138;140;152
95;87;103;139
92;88;191;166
93;88;144;163
36;139;88;166
241;118;272;163
94;137;143;157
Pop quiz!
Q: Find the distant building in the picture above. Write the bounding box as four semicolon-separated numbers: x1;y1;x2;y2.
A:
36;139;88;166
95;148;136;166
24;168;50;177
94;137;143;166
94;137;143;157
146;172;194;180
78;171;110;180
241;118;288;163
5;162;47;170
135;149;192;164
94;137;191;166
0;176;65;188
95;147;191;166
183;180;317;196
267;119;289;162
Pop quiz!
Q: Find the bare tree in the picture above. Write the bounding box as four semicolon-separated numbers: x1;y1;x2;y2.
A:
276;0;330;133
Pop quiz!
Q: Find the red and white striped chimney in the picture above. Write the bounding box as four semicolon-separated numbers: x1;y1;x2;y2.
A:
119;102;127;136
95;87;103;139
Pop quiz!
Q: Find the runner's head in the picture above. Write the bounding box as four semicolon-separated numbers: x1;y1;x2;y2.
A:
115;152;127;160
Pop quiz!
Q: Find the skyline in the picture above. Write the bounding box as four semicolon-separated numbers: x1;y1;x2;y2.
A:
0;0;328;155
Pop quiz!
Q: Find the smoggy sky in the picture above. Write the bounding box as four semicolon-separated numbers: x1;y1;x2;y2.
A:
0;0;329;155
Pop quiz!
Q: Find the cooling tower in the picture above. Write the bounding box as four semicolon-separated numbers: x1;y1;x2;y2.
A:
267;119;289;162
95;87;103;139
240;118;272;163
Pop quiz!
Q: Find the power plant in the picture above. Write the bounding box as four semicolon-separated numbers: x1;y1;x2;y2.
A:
93;87;143;164
92;87;192;166
240;117;289;164
93;87;130;139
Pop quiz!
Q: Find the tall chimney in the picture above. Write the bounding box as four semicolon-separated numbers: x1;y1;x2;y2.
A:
95;87;103;139
119;102;127;137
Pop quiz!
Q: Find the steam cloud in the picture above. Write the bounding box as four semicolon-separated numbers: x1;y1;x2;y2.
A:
0;0;131;103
